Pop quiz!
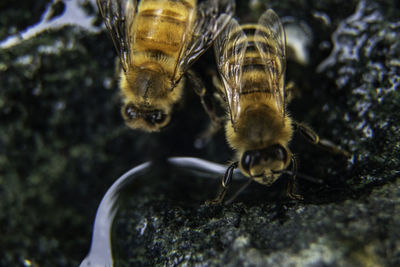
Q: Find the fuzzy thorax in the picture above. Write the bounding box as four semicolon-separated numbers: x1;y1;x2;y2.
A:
120;66;184;110
225;102;293;153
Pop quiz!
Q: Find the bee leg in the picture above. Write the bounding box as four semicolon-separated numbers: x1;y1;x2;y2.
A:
211;73;226;95
317;139;352;158
292;121;351;158
205;184;228;205
286;155;303;200
211;74;228;107
187;70;224;148
285;81;300;104
205;162;238;205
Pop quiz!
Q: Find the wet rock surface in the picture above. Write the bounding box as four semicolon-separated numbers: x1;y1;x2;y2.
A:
1;0;399;266
113;173;400;266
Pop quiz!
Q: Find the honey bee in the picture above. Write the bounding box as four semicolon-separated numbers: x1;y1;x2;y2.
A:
96;0;235;131
208;9;350;204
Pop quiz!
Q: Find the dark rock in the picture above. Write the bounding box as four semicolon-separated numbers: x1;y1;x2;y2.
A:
114;175;400;266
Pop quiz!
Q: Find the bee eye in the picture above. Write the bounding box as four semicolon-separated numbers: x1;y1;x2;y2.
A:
125;104;137;120
270;144;287;162
241;150;261;173
147;110;166;124
241;152;252;172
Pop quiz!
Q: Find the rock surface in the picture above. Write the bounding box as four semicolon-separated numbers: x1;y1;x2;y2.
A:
113;172;400;266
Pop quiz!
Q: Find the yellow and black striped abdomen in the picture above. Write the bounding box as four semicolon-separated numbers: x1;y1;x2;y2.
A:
228;24;284;95
133;0;195;58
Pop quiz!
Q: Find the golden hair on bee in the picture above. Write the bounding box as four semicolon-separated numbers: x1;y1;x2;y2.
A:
97;0;235;132
208;9;350;204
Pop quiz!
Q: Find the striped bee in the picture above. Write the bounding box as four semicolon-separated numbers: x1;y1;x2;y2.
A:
97;0;235;131
209;9;350;204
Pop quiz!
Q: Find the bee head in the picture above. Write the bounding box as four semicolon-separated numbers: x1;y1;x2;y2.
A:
119;67;184;132
239;144;291;184
121;103;170;132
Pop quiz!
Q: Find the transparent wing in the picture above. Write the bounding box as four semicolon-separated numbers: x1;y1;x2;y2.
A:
255;9;287;117
172;0;235;83
214;18;247;124
97;0;137;72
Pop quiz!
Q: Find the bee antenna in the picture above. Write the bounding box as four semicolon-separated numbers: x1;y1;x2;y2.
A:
224;177;254;205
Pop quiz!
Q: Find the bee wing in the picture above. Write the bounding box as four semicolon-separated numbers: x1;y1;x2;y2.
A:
255;9;287;117
173;0;235;83
214;18;248;124
97;0;137;72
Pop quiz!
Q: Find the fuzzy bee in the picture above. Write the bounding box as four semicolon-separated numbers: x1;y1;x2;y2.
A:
209;9;350;204
97;0;235;131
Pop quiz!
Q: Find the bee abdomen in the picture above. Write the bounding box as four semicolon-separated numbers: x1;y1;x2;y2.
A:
229;25;282;94
134;0;195;55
